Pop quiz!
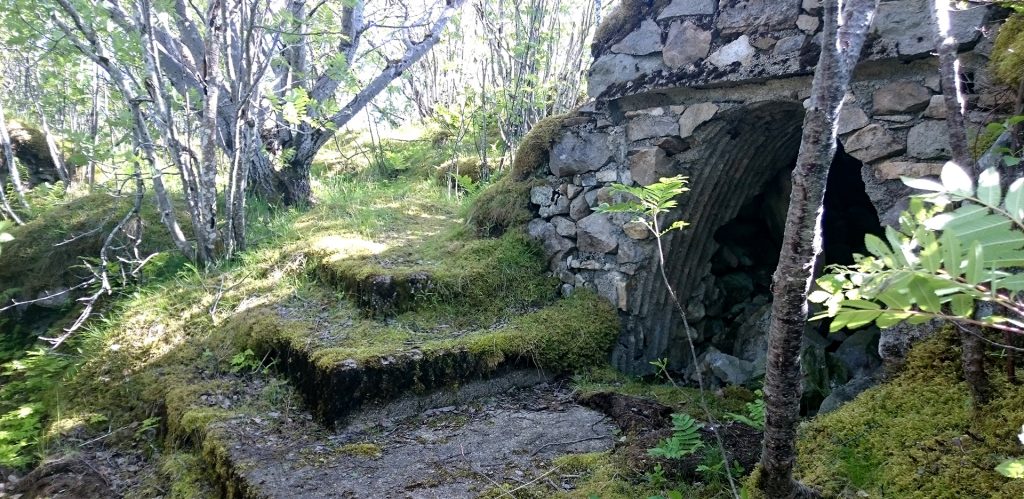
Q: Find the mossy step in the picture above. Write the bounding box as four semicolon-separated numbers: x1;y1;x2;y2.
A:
187;381;617;499
227;291;621;425
310;231;555;317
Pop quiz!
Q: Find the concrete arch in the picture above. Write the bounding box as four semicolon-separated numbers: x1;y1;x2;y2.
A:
613;100;807;373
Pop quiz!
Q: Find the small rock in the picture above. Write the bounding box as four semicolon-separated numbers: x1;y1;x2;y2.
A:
663;21;713;68
626;115;680;141
611;19;663;56
530;185;554;206
874;160;943;180
923;95;947;119
678;102;719;138
658;0;717;18
834;328;882;377
907;120;952;159
844;124;905;162
623;221;650;240
702;350;756;386
773;34;806;56
708;35;755;67
836;105;870;135
629;146;675;186
752;36;777;51
655;136;690;155
596;168;618;183
551;216;577;237
818;375;878;414
549;132;615;177
570;192;591;220
797;14;820;33
576;214;620;254
872;80;932;114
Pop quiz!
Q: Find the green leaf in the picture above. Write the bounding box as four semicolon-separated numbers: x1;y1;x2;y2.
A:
885;227;909;267
918;229;940;273
950;294;974;317
902;176;946;192
996;274;1024;292
808;290;833;303
864;234;894;261
831;309;882;331
876;311;914;328
996;458;1024;479
942;232;962;278
909;276;941;313
977;167;1002;206
941;161;973;196
1005;178;1024;223
966;241;985;286
842;299;882;310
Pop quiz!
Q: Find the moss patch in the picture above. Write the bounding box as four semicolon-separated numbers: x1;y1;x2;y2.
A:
511;114;570;180
464;177;538;236
991;13;1024;89
788;331;1024;497
337;442;382;459
313;230;555;323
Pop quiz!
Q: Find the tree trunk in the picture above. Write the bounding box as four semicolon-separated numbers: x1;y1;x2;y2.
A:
933;0;991;406
758;1;878;497
0;98;30;212
196;0;225;264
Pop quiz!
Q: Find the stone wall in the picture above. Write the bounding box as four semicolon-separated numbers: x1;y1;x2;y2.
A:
523;0;1011;393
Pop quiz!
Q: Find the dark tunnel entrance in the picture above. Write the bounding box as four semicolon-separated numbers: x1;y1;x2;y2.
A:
691;142;884;412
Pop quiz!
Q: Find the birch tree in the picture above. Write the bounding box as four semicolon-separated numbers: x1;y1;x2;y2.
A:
758;0;878;496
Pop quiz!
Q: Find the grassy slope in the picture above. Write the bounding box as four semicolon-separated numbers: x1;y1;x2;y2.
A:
0;155;621;495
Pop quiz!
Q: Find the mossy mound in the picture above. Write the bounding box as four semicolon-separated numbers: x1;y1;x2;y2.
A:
991;13;1024;89
511;114;570;180
0;192;180;306
313;230;555;321
788;331;1024;497
434;157;484;184
6;121;68;186
464;177;538;236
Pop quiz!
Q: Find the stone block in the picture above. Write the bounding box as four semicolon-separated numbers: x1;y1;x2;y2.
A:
570;194;591;220
588;54;664;97
925;94;946;117
836;105;870;135
551;216;577;237
663;21;712;68
796;14;820;33
872;80;931;114
773;34;806;56
549;132;614;177
678;102;719;138
626;115;680;141
872;0;988;56
658;0;717;18
844;124;905;162
708;35;755;67
874;160;943;180
717;0;800;35
530;185;553;206
907;120;952;159
629;146;675;186
577;213;620;254
611;19;664;56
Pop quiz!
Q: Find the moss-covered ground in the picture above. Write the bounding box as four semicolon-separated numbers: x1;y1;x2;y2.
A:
0;136;624;494
789;331;1024;498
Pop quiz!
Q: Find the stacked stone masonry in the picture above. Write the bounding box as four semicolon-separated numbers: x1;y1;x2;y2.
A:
525;0;1010;390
